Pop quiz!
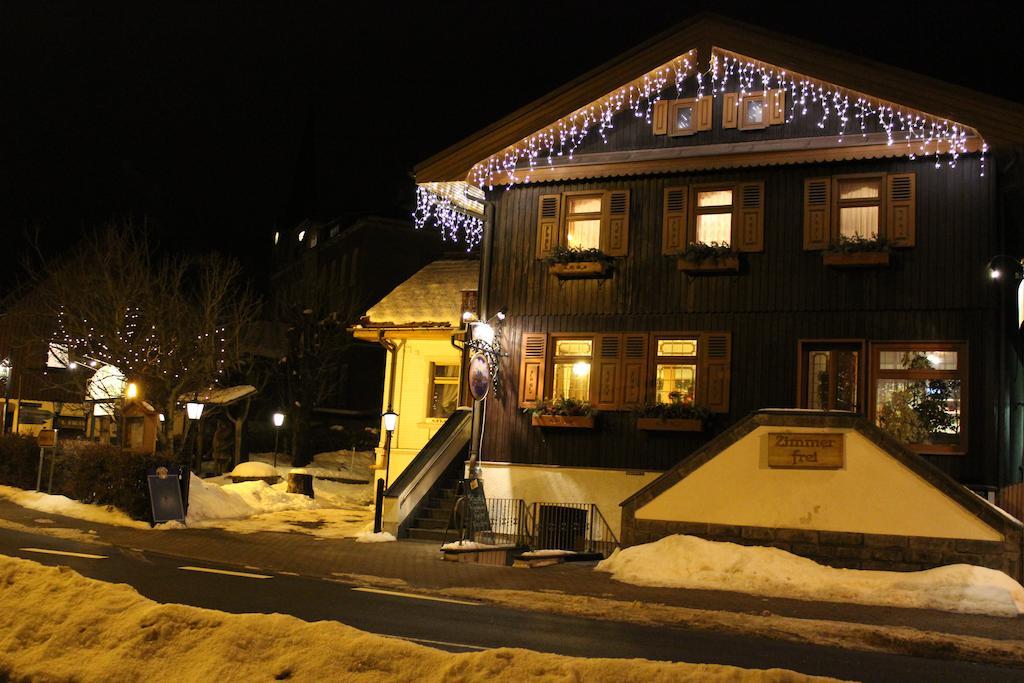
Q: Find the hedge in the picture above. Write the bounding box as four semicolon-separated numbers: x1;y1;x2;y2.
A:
0;434;186;523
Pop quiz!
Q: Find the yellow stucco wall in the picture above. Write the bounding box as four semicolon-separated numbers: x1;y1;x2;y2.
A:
636;426;1002;541
376;337;462;484
480;462;662;538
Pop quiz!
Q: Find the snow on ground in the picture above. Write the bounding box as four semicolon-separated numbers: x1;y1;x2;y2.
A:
227;461;279;479
0;484;151;530
596;535;1024;618
356;530;396;543
0;554;834;682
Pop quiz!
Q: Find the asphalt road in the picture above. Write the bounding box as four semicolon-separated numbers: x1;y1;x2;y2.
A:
1;527;1021;682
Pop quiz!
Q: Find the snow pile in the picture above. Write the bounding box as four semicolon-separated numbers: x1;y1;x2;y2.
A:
0;485;150;530
355;531;396;543
228;462;279;479
596;535;1024;617
0;554;831;682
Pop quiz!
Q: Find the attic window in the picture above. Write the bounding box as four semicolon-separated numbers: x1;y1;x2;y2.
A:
668;98;697;137
739;95;767;130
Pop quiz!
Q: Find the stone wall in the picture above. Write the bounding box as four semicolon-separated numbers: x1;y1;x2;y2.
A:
621;515;1023;580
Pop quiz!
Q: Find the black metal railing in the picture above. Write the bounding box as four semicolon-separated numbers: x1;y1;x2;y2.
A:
530;502;619;557
474;497;532;546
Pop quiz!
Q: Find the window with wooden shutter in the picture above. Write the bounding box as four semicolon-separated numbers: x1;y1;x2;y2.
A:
697;332;731;413
602;190;630;256
621;334;649;409
722;93;738;129
803;178;831;250
652;100;668;135
735;182;765;252
886;173;916;247
662;187;687;255
594;334;622;411
536;194;562;259
518;333;547;407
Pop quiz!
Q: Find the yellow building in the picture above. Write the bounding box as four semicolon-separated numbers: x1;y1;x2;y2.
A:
351;259;478;485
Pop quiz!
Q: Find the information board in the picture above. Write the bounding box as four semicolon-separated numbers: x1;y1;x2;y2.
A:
148;466;186;524
465;477;491;532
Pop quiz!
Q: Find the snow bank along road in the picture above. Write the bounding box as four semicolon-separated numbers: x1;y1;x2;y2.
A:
1;528;1021;682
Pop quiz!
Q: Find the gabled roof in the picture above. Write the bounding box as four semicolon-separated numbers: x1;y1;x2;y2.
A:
415;14;1024;183
358;259;479;329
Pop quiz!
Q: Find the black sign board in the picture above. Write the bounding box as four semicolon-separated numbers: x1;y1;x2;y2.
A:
147;466;186;524
465;477;491;532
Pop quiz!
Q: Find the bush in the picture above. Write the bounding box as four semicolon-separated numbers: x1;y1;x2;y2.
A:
0;435;185;523
679;241;733;263
544;245;615;266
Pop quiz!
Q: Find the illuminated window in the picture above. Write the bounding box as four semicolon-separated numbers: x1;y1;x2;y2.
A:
694;189;734;246
837;177;882;240
428;364;460;418
799;342;861;412
654;337;698;404
551;338;593;401
565;194;603;250
871;343;966;454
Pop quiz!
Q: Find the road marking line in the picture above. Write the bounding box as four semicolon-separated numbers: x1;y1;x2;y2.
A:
390;635;490;651
351;587;480;606
21;547;107;560
277;571;300;576
178;566;273;579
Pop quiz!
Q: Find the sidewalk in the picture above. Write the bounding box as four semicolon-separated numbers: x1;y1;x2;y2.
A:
0;497;1020;644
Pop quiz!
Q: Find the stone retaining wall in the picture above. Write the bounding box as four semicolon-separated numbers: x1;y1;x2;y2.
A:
622;516;1023;580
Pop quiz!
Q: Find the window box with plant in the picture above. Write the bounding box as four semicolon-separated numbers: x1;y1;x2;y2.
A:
636;392;710;431
546;246;615;280
677;241;739;273
822;235;891;268
527;397;596;428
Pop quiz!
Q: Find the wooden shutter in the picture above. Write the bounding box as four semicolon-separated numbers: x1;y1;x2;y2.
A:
698;332;731;413
887;172;916;247
803;178;831;250
662;186;687;255
603;190;630;256
768;88;786;125
518;333;547;408
735;182;765;252
594;334;622;411
620;333;649;409
652;100;668;135
722;92;738;129
696;96;713;131
536;194;562;259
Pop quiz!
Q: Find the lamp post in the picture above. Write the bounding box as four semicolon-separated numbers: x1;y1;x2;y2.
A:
0;358;11;435
373;408;398;534
272;411;285;468
186;400;204;474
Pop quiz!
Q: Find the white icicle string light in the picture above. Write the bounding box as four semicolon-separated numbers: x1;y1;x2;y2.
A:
412;186;484;251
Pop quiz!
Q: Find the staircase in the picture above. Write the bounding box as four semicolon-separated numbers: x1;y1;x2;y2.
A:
405;458;464;542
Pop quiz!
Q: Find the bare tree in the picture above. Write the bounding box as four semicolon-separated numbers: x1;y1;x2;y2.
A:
33;220;259;451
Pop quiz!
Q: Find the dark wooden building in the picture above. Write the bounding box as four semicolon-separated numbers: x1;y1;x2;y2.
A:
412;16;1024;548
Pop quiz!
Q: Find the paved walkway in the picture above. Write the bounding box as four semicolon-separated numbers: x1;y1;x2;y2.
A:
1;497;1020;642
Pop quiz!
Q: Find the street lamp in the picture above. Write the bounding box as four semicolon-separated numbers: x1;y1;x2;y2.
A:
374;408;399;534
272;411;285;468
186;401;204;474
0;358;11;435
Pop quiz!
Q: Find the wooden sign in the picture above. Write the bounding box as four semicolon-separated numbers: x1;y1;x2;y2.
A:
763;432;844;469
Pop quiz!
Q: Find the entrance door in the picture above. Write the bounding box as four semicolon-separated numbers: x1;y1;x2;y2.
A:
798;341;864;413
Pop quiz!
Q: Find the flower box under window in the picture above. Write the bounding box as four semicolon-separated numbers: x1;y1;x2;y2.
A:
549;261;611;280
823;251;890;268
531;414;595;429
677;254;739;274
635;417;703;432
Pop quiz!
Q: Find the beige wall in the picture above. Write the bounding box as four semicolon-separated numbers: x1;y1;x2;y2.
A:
479;462;662;538
636;426;1003;541
376;337;462;484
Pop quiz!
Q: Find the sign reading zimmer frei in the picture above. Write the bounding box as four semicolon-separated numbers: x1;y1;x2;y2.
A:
762;432;844;469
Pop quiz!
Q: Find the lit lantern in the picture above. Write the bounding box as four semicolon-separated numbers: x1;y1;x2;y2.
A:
382;409;398;434
186;402;204;420
272;412;285;428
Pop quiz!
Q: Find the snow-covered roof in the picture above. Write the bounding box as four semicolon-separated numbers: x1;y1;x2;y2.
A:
178;385;257;406
360;259;478;328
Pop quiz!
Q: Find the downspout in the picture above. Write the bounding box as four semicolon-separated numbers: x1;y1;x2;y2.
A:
377;330;398;414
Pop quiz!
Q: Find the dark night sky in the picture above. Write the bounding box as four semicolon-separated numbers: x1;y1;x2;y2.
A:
1;1;1017;292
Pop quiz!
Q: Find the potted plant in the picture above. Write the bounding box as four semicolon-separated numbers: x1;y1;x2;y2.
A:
823;235;891;267
545;246;615;280
527;397;596;428
677;241;739;274
635;392;710;431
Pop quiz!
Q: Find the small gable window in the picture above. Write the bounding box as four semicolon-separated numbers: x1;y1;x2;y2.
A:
739;95;767;130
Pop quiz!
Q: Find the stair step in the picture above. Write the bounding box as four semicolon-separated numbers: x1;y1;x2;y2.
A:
407;527;449;542
413;517;448;530
424;506;454;520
